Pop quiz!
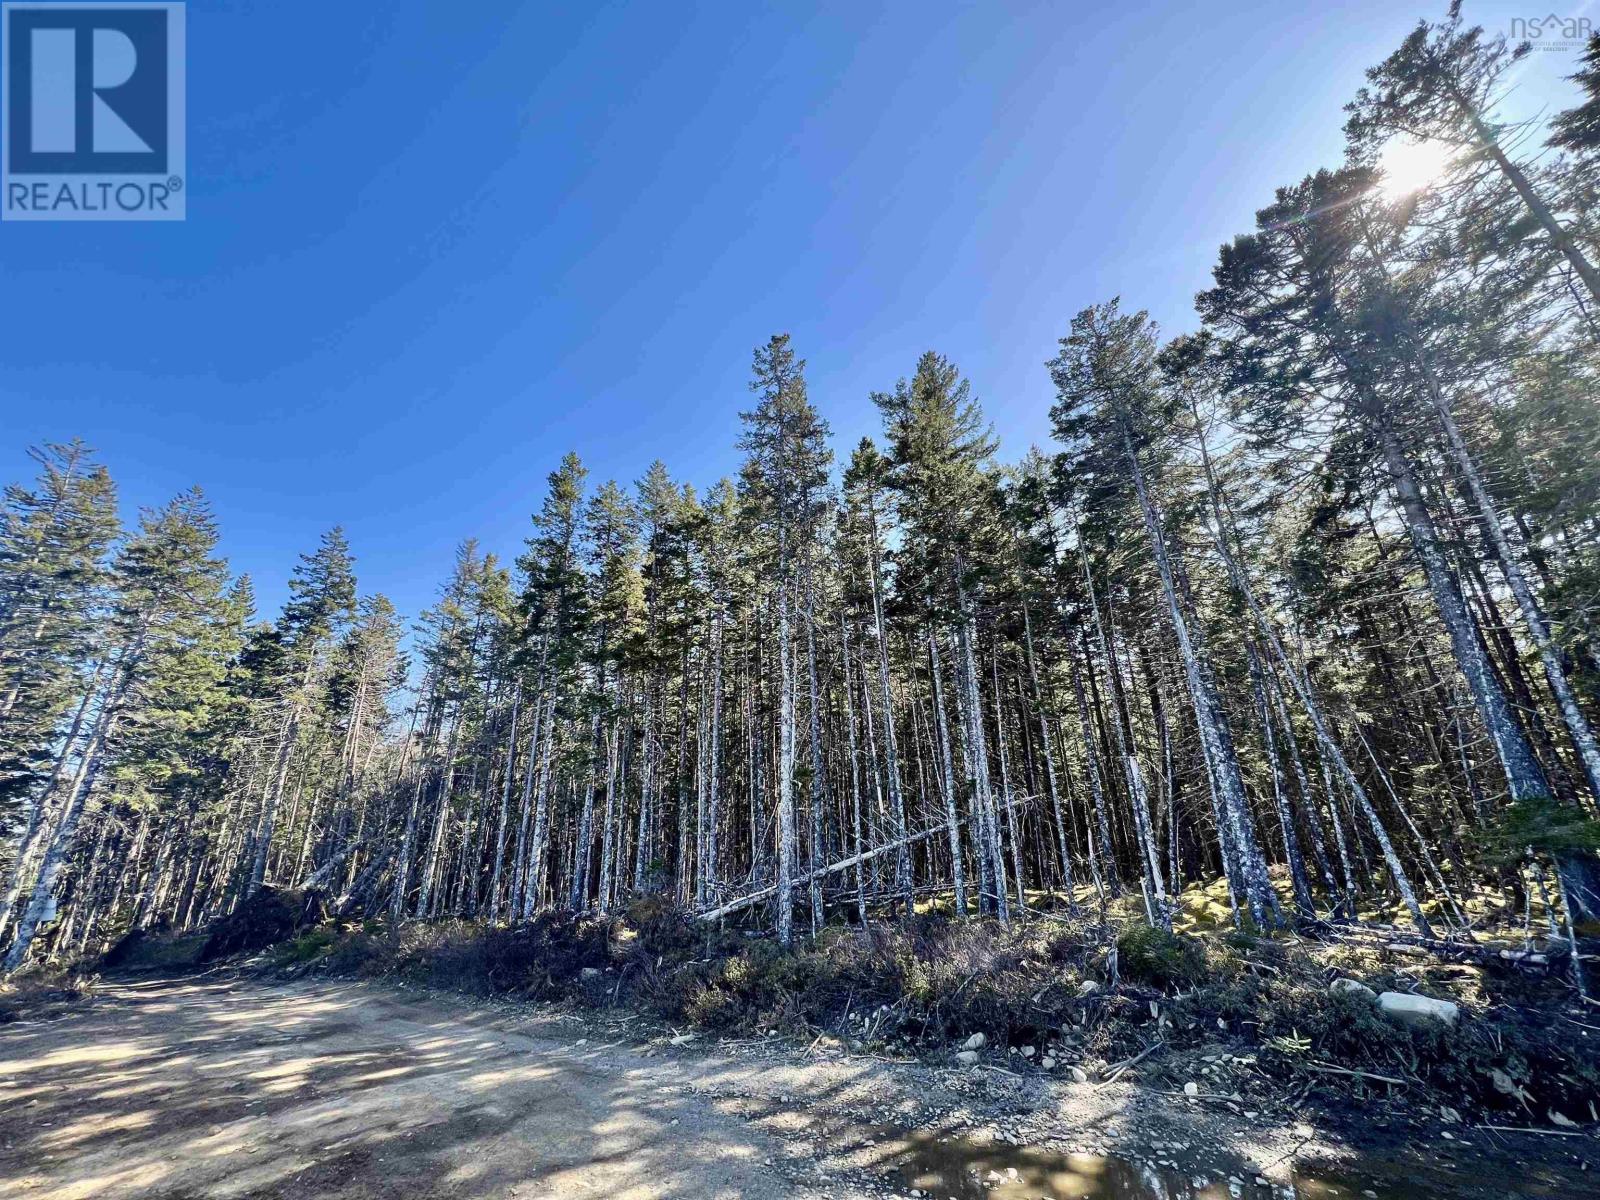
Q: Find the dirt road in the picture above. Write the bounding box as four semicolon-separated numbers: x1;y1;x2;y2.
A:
0;975;817;1200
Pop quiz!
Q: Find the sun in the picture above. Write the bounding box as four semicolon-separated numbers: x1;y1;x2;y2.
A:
1376;138;1456;200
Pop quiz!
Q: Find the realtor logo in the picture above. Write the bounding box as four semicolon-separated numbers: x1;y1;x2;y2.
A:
2;2;185;220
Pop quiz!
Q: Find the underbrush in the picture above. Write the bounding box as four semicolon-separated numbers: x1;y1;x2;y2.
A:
0;968;97;1023
238;894;1597;1125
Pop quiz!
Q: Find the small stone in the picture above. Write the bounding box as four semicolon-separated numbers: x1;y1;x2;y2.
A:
1549;1109;1579;1129
962;1032;987;1051
1020;1045;1035;1058
1070;1066;1089;1083
1183;1081;1199;1097
1490;1069;1529;1104
1330;978;1376;1001
955;1050;980;1066
1042;1056;1057;1069
1076;979;1100;998
1377;991;1459;1029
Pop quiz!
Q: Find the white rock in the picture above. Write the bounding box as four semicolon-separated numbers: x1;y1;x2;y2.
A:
1183;1081;1199;1097
1329;978;1376;1001
1042;1056;1057;1069
1076;979;1100;997
1069;1066;1089;1083
961;1032;987;1051
1549;1109;1578;1129
1490;1068;1528;1103
1020;1045;1035;1058
955;1050;980;1066
1377;991;1459;1029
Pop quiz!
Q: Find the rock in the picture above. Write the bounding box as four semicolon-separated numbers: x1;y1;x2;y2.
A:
1330;978;1376;1001
1549;1109;1579;1129
961;1032;987;1051
1377;991;1459;1029
1042;1056;1056;1069
1020;1045;1035;1058
955;1050;980;1066
1183;1081;1199;1097
1069;1066;1089;1083
1490;1068;1529;1105
1076;979;1100;998
580;966;602;979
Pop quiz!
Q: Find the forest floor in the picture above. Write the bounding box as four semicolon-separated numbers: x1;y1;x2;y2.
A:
1;970;1597;1200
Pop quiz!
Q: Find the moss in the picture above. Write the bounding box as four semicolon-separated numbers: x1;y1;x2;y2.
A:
270;927;338;965
1117;925;1210;989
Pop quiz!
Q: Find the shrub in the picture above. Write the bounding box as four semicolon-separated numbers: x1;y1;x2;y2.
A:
1117;924;1209;989
199;887;325;962
271;927;338;965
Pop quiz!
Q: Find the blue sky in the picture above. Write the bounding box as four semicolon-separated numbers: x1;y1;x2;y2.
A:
3;1;1583;627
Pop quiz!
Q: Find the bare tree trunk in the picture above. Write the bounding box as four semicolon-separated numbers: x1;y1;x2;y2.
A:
955;594;1007;923
803;574;829;933
597;718;620;913
0;660;105;940
416;707;463;917
927;628;968;917
992;650;1026;910
841;615;867;923
526;704;559;916
1410;346;1600;806
1118;427;1280;929
1377;420;1549;803
5;647;133;973
1023;606;1075;905
704;612;724;905
1068;651;1115;908
867;519;911;912
570;710;602;909
487;680;522;917
1246;638;1314;915
776;581;797;945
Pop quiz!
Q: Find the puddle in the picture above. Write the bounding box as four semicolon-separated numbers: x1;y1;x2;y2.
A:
860;1125;1286;1199
810;1118;1560;1199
